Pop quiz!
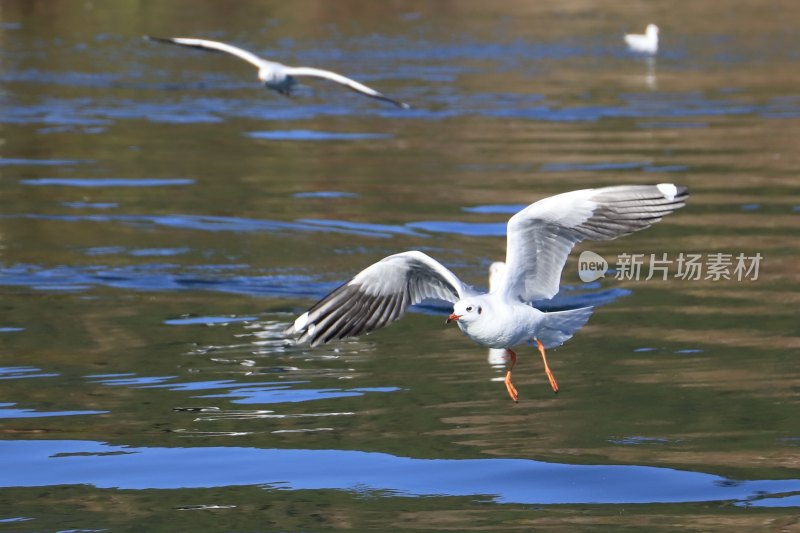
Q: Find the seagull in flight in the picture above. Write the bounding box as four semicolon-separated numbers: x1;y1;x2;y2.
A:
625;24;659;55
287;184;688;402
145;36;410;109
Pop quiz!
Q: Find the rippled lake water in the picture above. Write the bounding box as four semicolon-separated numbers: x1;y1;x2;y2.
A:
1;1;799;530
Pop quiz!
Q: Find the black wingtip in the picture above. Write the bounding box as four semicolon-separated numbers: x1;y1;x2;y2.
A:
373;93;411;110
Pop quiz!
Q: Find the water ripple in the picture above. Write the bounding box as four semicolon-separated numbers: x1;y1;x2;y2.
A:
292;191;359;199
0;402;108;419
246;130;392;141
2;439;799;506
4;89;798;126
406;220;506;237
21;178;194;187
540;161;651;172
2;213;417;238
0;260;628;311
0;263;335;297
0;366;59;380
164;315;257;326
0;158;91;166
198;385;399;404
88;370;397;405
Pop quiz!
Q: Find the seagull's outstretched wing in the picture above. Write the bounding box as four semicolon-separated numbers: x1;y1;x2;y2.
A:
497;183;688;302
145;36;266;69
284;66;410;109
287;251;472;346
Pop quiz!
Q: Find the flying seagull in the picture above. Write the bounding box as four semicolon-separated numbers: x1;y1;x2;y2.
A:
144;36;410;109
625;24;659;55
286;184;688;402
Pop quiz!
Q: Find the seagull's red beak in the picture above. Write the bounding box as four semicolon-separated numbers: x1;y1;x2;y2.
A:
446;313;462;324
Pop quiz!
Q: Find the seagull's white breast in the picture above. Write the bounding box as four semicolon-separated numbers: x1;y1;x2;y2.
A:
458;300;545;349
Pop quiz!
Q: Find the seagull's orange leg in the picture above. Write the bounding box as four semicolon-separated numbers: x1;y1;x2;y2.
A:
536;339;559;394
504;349;519;403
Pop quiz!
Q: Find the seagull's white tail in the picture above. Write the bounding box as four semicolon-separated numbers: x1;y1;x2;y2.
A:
535;307;594;349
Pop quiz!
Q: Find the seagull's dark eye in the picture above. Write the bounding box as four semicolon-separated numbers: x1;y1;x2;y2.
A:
466;306;473;312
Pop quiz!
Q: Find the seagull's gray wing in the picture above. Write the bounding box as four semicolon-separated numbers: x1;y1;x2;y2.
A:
287;251;473;346
283;66;410;109
496;183;689;302
145;36;266;70
536;306;594;349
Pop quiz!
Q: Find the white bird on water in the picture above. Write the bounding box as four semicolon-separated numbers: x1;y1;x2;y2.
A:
287;184;688;402
625;24;659;55
145;36;410;109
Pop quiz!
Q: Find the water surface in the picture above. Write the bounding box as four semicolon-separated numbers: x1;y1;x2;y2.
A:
1;0;799;530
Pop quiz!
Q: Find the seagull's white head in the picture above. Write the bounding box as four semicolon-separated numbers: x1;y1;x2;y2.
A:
447;299;484;325
646;24;659;37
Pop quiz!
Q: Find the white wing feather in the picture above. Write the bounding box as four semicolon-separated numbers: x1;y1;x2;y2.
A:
145;36;266;69
284;66;411;109
497;184;688;302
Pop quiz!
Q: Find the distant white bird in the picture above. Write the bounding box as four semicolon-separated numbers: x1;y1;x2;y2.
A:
145;36;410;109
287;184;688;402
625;24;659;55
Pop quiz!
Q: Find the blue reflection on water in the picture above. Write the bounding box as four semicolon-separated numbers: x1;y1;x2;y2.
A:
743;494;800;508
0;403;107;419
0;262;336;298
1;213;416;238
87;373;399;405
0;366;60;380
63;201;119;209
0;517;34;524
406;220;506;236
4;89;797;126
246;130;392;141
462;204;526;214
164;315;257;326
293;191;360;199
198;385;399;404
1;439;798;506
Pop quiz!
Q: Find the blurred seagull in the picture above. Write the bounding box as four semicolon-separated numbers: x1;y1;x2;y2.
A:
286;184;688;402
144;36;410;109
625;24;659;55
